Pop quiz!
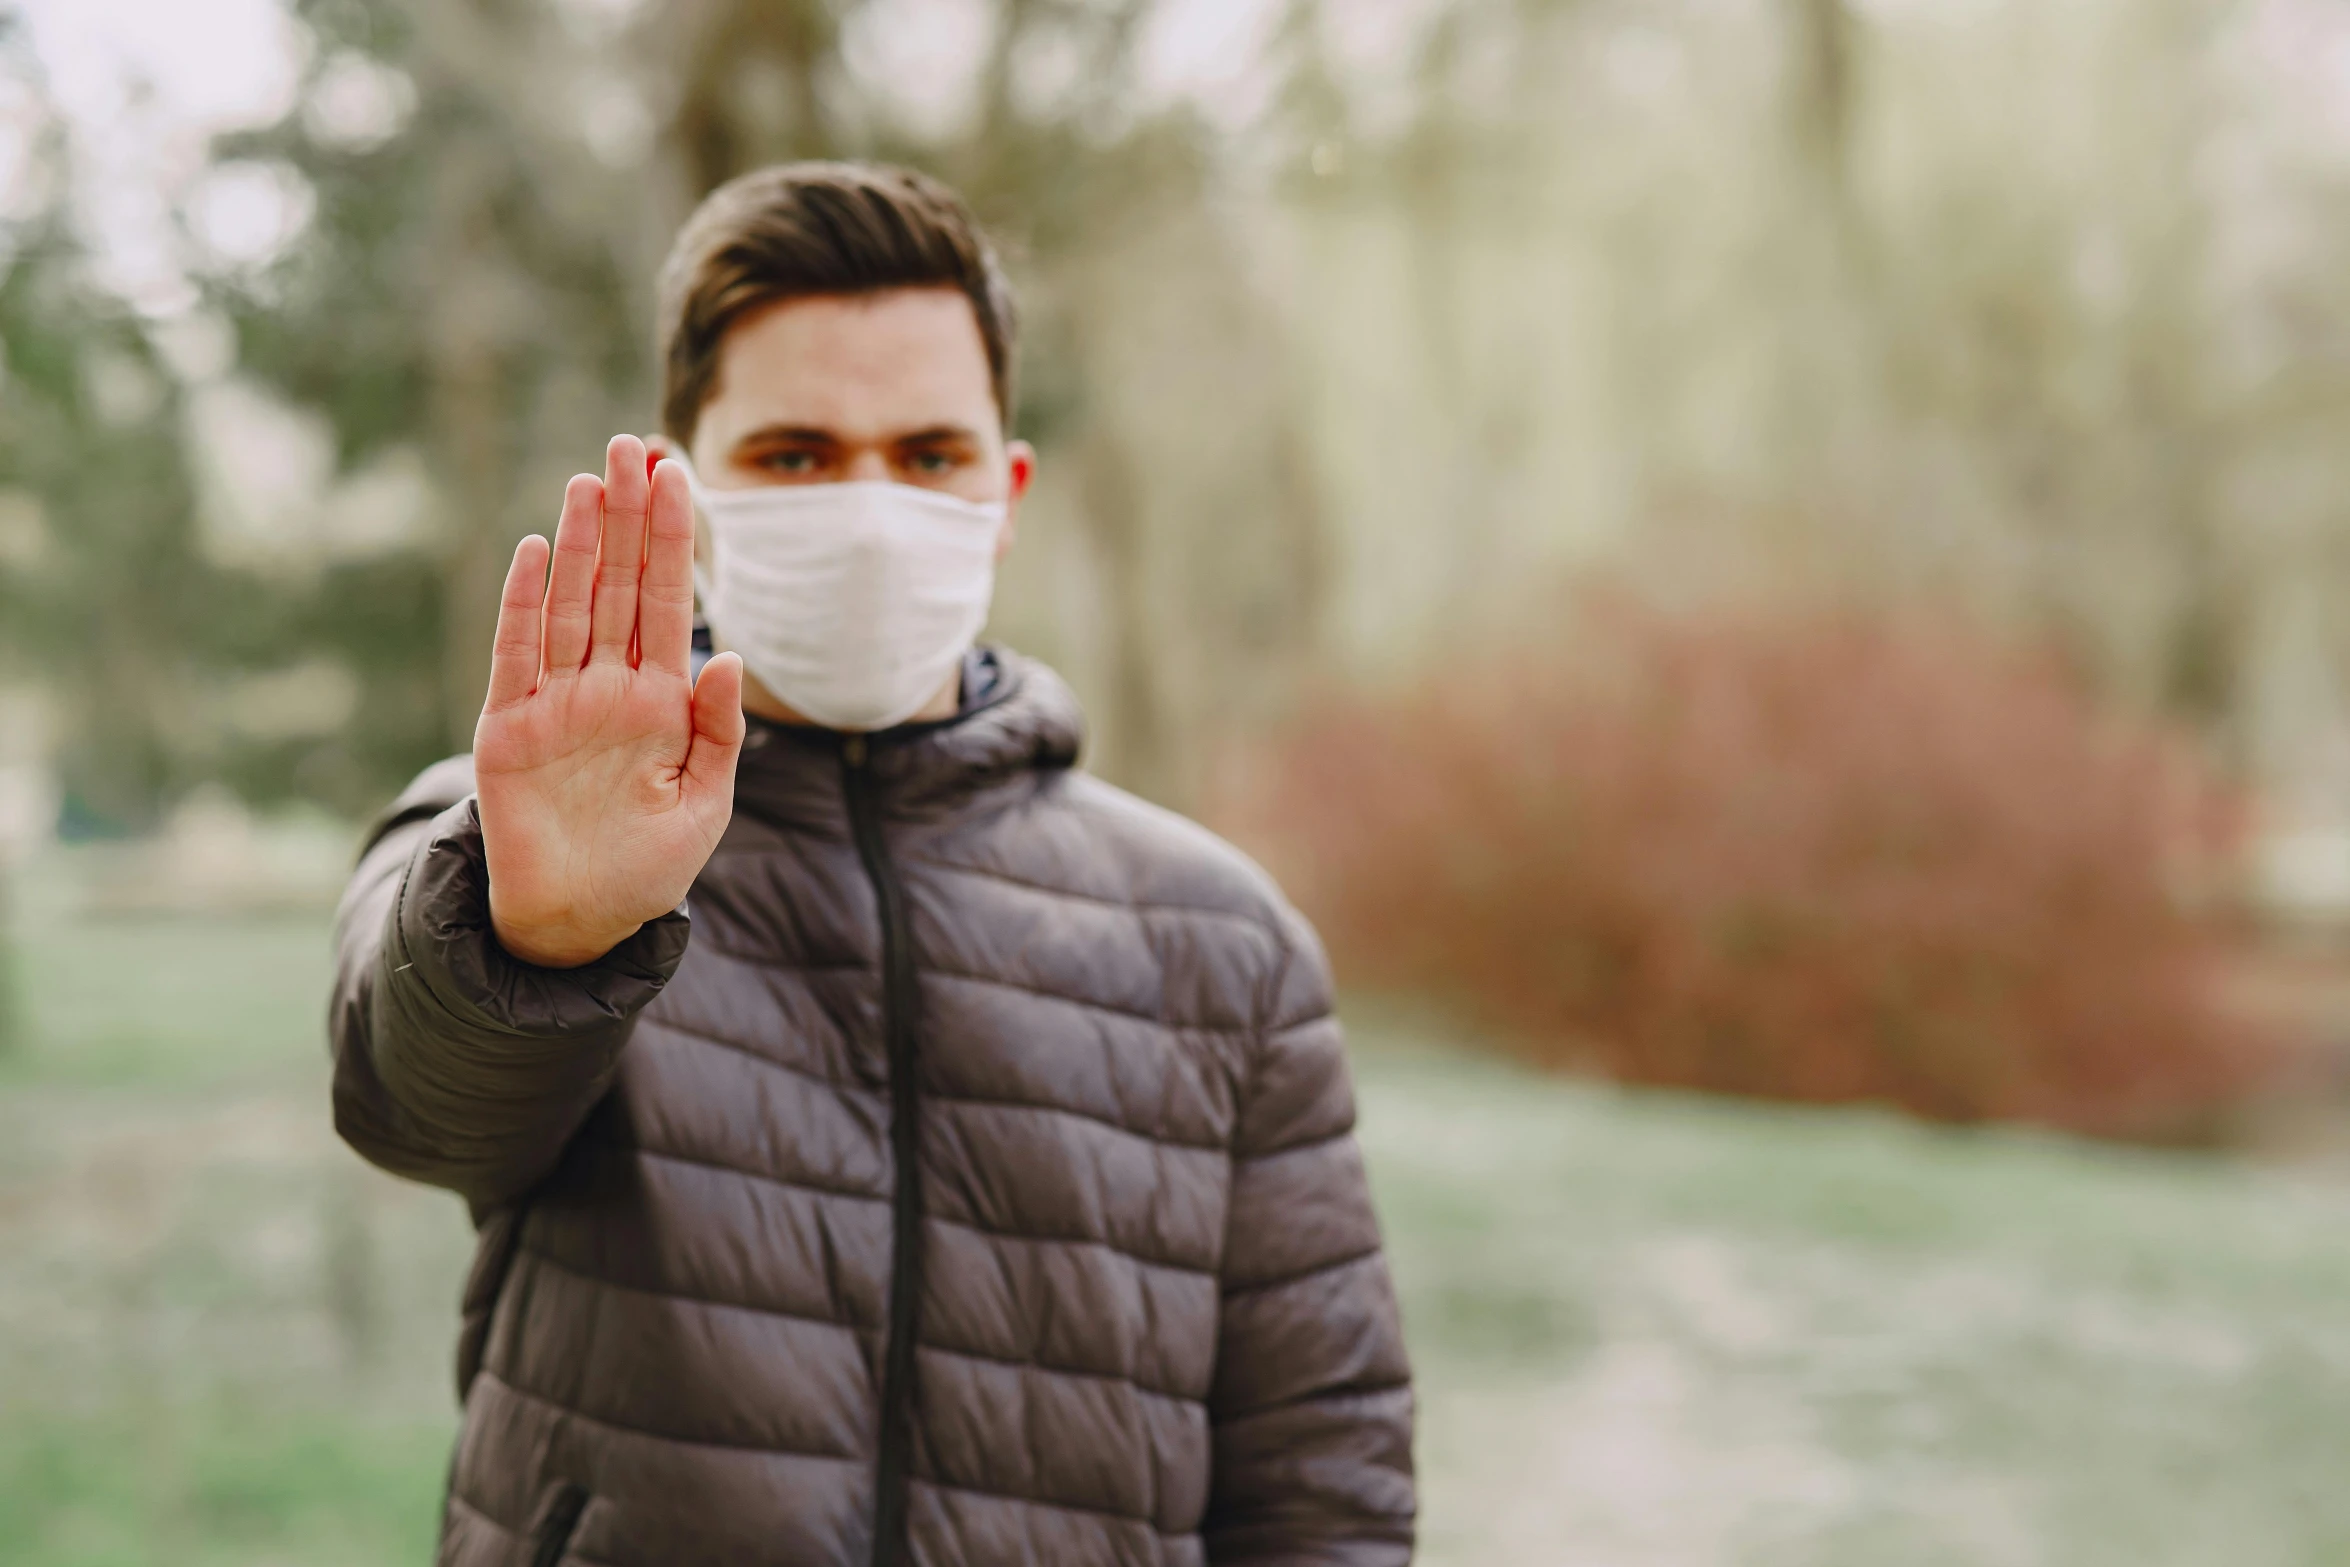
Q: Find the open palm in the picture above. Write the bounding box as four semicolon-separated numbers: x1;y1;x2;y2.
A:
474;435;745;968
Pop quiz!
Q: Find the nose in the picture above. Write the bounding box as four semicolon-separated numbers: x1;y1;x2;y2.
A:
844;449;890;483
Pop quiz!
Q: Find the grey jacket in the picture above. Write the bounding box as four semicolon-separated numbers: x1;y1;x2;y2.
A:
329;651;1415;1566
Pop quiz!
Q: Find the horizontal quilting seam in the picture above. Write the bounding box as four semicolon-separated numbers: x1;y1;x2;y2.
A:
921;964;1250;1035
689;940;873;975
1221;1245;1383;1300
481;1368;871;1464
447;1500;627;1567
518;1243;875;1337
634;1014;880;1101
913;1473;1192;1539
579;1138;890;1209
903;855;1282;942
704;806;848;847
924;1086;1224;1154
1233;1125;1353;1165
444;1489;520;1542
643;1000;1234;1154
1214;1374;1413;1425
916;1335;1206;1408
929;1209;1216;1280
1267;1004;1340;1038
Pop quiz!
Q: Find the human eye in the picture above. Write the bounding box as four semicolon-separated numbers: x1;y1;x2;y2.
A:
898;440;976;485
760;448;822;476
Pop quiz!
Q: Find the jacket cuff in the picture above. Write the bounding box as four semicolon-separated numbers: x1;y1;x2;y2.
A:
393;796;692;1038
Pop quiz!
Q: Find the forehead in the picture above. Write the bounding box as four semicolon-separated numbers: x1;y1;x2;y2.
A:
701;286;997;442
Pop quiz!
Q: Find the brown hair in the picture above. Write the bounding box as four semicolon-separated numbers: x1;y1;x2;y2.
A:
655;161;1018;447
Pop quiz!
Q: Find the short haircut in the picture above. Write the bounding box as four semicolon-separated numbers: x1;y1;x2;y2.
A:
654;161;1018;446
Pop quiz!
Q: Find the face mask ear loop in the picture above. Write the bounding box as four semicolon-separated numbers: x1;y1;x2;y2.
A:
674;452;720;622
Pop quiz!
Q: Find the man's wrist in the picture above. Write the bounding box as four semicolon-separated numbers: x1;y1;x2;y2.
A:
488;904;642;970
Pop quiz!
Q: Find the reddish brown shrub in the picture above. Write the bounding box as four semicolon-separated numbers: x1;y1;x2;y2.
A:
1217;602;2280;1139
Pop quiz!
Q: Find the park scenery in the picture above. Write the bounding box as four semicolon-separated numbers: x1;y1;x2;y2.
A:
14;0;2350;1562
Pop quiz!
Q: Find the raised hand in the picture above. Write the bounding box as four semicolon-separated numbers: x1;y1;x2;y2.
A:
474;435;746;968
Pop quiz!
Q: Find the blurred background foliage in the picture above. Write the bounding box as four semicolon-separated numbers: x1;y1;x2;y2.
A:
16;3;2350;1561
8;0;2350;1114
1224;600;2273;1141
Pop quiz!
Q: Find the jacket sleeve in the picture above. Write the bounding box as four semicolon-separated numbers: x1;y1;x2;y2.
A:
328;756;692;1209
1203;904;1416;1565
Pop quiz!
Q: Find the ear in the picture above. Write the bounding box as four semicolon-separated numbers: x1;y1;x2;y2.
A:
998;440;1036;563
647;434;710;568
646;433;678;485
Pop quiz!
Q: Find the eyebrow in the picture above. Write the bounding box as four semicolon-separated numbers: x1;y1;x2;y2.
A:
729;424;841;452
892;424;984;447
728;421;984;452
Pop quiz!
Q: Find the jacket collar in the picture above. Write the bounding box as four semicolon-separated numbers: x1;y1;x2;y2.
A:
731;647;1086;824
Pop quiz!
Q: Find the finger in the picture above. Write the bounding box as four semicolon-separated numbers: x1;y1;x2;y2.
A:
683;651;746;799
483;534;550;712
543;474;604;674
589;433;650;663
639;457;697;675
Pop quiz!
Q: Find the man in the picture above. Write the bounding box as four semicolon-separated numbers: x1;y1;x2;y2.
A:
331;162;1414;1567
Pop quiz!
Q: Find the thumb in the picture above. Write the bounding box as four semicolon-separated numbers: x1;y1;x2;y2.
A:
684;651;747;798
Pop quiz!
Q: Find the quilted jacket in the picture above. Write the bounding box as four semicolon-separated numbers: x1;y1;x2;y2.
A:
329;651;1415;1566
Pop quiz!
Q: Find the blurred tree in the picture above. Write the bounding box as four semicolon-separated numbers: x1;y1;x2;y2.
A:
1268;0;2336;781
1864;0;2248;733
176;0;2350;820
628;0;1332;803
194;0;1331;811
0;19;242;834
657;0;843;194
1784;0;1857;229
203;0;651;800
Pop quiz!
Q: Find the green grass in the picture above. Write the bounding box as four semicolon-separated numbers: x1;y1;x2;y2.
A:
1357;1036;2350;1564
0;1410;451;1567
10;896;2350;1564
1;910;337;1091
0;877;472;1567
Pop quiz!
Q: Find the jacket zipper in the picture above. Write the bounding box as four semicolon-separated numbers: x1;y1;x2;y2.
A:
842;734;925;1567
529;1482;589;1567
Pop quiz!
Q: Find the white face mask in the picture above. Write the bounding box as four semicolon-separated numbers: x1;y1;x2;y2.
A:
681;461;1005;732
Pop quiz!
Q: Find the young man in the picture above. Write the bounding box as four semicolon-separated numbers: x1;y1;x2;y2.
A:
331;162;1414;1567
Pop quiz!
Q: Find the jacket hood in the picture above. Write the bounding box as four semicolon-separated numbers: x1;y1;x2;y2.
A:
730;647;1087;826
